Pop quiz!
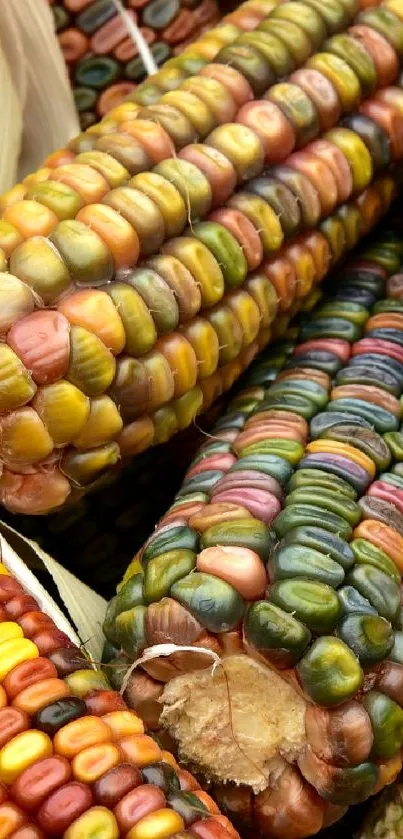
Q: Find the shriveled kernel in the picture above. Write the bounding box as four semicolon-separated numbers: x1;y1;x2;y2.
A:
103;187;165;258
61;443;120;487
0;346;36;413
50;220;114;287
0;408;53;469
162;237;224;309
206;123;264;183
0;273;35;335
154;159;212;223
27;180;83;221
58;289;125;356
3;201;58;239
67;325;116;397
33;381;90;446
75;151;129;188
130;172;187;239
49;163;109;203
9;237;71;305
76;204;140;270
0;468;71;515
7;310;71;385
72;396;123;449
0;220;23;258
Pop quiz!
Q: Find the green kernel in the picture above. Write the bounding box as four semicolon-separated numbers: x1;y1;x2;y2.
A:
244;600;311;668
337;614;394;664
269;579;341;633
298;636;364;707
171;572;245;633
364;691;403;759
144;549;196;604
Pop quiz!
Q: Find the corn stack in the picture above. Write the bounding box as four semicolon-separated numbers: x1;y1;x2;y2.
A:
1;0;403;515
101;223;403;838
0;555;243;839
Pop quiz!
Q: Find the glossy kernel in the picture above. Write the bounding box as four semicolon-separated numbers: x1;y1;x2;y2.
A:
0;730;52;784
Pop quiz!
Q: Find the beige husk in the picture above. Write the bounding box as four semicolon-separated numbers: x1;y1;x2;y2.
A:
160;655;307;793
0;0;79;193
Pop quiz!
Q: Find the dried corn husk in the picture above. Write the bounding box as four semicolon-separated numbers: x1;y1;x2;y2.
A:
0;519;107;661
0;0;79;192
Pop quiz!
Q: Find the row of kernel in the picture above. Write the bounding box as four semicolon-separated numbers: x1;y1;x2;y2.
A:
102;229;403;836
3;0;396;216
0;174;392;515
1;172;393;513
49;0;222;129
105;222;393;686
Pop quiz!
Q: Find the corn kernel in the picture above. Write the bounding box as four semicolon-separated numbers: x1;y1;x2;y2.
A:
0;639;38;681
0;623;23;644
54;716;112;758
12;678;71;715
0;730;52;784
119;734;162;767
64;806;119;839
126;808;185;839
72;742;121;784
102;711;144;740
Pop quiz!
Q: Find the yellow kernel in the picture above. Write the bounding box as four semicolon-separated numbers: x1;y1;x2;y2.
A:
119;734;161;767
0;623;23;644
64;807;119;839
0;638;38;681
0;564;10;575
118;558;142;589
127;809;185;839
65;669;109;698
160;750;179;769
102;711;144;740
0;729;52;784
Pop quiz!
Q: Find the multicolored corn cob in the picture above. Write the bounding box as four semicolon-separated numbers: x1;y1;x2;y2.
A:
102;224;403;837
49;0;269;129
1;0;403;515
0;557;241;839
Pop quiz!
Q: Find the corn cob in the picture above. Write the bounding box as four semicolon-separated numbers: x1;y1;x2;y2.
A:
0;557;242;839
358;781;403;837
0;180;397;585
48;0;267;129
0;166;394;517
101;224;403;837
1;0;403;515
